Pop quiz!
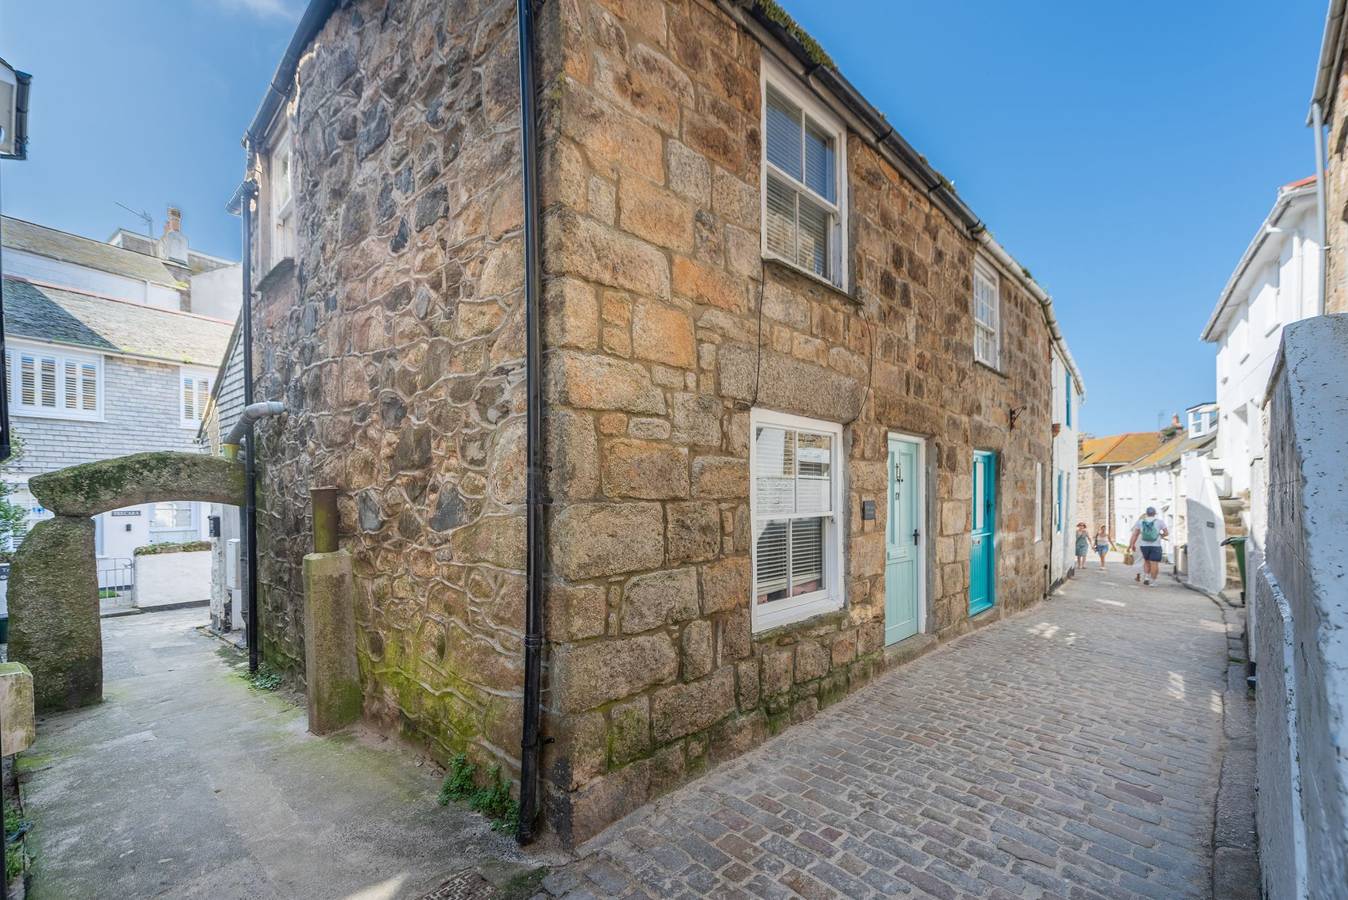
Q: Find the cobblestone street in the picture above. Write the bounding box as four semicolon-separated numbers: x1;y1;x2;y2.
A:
541;565;1233;899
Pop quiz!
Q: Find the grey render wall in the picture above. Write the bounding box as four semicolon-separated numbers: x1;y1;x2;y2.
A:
10;355;202;479
1254;314;1348;899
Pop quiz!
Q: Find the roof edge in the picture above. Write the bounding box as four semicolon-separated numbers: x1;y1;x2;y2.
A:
244;0;341;148
1310;0;1347;121
1200;180;1318;342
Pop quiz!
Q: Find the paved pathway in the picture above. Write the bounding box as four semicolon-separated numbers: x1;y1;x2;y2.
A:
543;564;1234;899
20;608;527;900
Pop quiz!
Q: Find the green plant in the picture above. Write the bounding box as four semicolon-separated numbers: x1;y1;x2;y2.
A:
5;802;30;881
242;665;282;691
134;539;212;557
0;436;29;555
437;755;520;832
438;753;477;805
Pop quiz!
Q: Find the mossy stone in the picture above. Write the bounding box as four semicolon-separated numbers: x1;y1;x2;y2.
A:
30;451;245;517
8;517;101;711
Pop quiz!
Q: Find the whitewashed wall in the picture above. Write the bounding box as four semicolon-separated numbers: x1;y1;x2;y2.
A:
1254;315;1348;898
1212;204;1319;496
133;550;211;610
1182;455;1226;594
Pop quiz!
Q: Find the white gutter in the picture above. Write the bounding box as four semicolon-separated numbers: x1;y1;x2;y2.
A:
1309;0;1347;124
976;231;1086;401
1313;104;1328;317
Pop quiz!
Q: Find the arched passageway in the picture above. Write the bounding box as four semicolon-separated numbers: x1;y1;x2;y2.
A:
7;451;245;710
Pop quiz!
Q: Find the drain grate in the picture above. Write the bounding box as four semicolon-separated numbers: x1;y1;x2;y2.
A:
418;868;499;900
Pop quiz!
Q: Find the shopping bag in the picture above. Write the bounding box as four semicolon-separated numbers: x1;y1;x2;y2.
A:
1123;550;1135;567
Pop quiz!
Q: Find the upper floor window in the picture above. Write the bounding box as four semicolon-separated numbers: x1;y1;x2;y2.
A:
5;342;102;421
1064;367;1072;428
180;367;213;428
269;125;296;269
751;408;845;632
761;60;848;290
973;259;1000;368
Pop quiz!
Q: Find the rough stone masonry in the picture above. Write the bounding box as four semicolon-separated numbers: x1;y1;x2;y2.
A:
246;0;1059;844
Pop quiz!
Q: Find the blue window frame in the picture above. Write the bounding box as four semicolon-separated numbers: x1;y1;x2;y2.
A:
1064;369;1072;428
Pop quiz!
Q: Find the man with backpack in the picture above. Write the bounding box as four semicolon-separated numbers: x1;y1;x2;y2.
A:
1127;506;1170;586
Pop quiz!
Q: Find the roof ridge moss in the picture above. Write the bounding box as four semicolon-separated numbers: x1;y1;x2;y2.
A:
753;1;835;69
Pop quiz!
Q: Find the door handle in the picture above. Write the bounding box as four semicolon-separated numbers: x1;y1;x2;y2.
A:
912;528;920;546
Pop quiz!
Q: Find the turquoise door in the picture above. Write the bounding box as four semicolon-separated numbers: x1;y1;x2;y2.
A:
969;451;997;615
885;436;921;645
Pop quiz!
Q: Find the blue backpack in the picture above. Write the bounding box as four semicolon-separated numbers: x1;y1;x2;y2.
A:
1140;518;1160;542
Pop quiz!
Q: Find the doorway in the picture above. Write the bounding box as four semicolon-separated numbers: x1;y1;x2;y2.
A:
884;434;925;645
969;450;997;616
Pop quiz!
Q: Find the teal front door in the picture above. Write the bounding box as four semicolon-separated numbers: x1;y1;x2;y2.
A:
969;450;997;616
884;436;922;645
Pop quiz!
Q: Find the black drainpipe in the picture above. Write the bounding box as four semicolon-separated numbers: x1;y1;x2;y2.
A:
515;0;546;845
239;177;262;674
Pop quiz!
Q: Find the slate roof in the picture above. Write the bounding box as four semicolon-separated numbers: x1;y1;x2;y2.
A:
2;216;184;287
1078;432;1167;468
1112;431;1217;475
2;278;233;367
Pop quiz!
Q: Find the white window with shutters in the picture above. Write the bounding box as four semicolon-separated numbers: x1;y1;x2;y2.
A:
750;408;845;633
5;341;102;421
761;58;848;291
269;124;296;270
973;258;1001;369
180;366;213;428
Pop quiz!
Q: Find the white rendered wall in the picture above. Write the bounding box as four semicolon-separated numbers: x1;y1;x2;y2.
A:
1182;454;1226;594
1254;315;1348;898
1049;352;1080;584
1212;207;1319;496
133;549;211;609
4;248;182;309
189;264;242;320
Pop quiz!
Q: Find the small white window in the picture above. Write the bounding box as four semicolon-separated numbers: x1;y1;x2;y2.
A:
973;259;1000;368
5;342;102;421
180;367;213;427
270;125;296;268
761;59;848;290
1034;462;1043;543
150;502;194;531
750;408;845;632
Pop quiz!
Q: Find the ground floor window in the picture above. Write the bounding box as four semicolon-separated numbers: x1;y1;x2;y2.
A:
750;408;845;632
150;501;194;532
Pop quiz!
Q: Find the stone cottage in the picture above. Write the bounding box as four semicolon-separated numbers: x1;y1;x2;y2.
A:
229;0;1083;844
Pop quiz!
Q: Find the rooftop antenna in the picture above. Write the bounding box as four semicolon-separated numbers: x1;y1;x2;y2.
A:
115;202;152;236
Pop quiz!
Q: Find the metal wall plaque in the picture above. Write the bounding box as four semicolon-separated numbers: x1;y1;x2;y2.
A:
110;510;141;517
861;500;876;521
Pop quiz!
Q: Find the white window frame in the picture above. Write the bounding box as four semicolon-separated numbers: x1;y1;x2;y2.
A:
149;501;195;533
5;340;104;422
973;258;1001;369
269;124;296;270
749;407;846;633
179;365;214;428
1034;462;1043;543
760;56;849;292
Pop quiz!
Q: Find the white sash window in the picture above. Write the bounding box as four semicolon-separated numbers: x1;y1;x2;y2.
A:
973;259;1001;368
750;409;845;632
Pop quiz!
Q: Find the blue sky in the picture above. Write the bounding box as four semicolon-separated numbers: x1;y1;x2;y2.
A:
0;0;1329;434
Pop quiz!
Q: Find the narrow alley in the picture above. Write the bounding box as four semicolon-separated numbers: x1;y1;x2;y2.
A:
542;565;1238;899
19;609;527;900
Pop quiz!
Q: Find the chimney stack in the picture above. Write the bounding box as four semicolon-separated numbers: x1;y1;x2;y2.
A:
163;206;182;236
157;206;189;264
1171;413;1181;429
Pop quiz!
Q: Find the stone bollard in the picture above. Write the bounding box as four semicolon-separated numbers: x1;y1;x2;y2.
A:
301;549;361;734
8;517;101;711
0;663;35;755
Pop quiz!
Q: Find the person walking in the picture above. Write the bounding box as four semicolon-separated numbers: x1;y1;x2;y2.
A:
1094;525;1110;569
1074;523;1090;570
1128;506;1169;586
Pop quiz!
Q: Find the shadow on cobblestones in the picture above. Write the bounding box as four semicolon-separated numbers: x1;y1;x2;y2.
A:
542;566;1231;899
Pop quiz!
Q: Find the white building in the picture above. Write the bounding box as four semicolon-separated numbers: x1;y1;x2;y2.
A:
1049;345;1084;586
1201;176;1320;498
1111;412;1217;565
0;211;237;604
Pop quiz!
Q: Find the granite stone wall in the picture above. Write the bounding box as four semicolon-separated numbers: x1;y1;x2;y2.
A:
248;0;1062;844
249;0;534;776
537;0;1055;843
1326;69;1348;316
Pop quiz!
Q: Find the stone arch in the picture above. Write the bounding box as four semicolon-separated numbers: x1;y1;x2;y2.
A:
8;452;246;711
